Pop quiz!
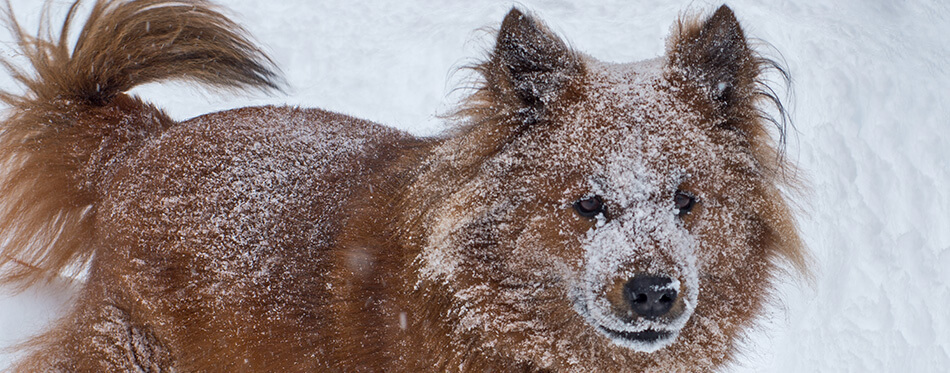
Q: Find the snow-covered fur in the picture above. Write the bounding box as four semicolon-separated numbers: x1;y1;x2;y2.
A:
0;1;805;371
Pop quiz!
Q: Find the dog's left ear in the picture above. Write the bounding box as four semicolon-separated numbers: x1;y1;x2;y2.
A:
487;8;583;123
668;5;758;112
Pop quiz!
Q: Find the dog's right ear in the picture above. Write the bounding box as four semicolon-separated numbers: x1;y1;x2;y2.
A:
486;8;583;124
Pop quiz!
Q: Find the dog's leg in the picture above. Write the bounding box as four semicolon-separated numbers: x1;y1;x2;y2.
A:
11;282;174;372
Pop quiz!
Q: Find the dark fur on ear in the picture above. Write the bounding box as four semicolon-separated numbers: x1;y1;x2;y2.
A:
668;5;792;167
461;8;584;128
670;6;754;105
491;8;583;123
439;8;586;179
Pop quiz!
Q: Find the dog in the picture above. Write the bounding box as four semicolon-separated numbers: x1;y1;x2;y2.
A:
0;0;806;371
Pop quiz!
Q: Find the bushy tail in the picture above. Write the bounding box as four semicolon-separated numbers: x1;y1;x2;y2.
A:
0;0;283;287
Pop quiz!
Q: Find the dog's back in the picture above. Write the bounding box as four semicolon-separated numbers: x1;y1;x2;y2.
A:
91;107;418;370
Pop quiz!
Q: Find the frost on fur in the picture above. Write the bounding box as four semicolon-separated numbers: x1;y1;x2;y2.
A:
412;5;805;370
0;3;804;372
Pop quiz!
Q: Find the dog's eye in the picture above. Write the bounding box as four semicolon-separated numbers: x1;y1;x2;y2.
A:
574;196;605;218
674;191;697;217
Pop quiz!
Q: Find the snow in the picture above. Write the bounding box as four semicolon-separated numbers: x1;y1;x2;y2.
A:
2;0;948;371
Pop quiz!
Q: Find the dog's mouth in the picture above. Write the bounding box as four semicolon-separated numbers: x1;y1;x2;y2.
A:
598;327;673;344
572;293;685;352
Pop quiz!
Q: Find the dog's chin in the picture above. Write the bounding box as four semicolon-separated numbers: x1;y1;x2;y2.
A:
596;326;679;353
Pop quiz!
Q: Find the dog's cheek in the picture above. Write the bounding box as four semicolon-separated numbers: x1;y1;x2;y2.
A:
691;198;753;277
504;206;587;278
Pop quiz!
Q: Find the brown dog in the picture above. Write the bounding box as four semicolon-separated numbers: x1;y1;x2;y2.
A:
0;0;806;371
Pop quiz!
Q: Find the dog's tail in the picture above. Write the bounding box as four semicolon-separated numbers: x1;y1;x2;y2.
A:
0;0;282;287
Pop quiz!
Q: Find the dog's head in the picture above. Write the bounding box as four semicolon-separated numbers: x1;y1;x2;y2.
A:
412;6;805;370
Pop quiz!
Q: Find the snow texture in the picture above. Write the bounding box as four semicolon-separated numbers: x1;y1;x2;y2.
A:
2;0;949;371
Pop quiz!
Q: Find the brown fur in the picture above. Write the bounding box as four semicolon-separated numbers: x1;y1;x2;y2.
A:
0;0;280;288
0;2;805;372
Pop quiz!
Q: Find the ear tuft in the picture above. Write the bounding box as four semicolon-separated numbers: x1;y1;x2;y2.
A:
668;5;755;107
488;8;582;123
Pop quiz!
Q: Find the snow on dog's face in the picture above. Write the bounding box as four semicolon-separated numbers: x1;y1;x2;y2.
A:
562;59;705;353
412;6;803;370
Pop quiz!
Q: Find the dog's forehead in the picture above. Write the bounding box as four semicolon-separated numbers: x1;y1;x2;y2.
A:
547;58;710;189
581;58;700;132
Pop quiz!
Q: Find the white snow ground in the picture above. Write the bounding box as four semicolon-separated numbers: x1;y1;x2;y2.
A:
1;0;948;371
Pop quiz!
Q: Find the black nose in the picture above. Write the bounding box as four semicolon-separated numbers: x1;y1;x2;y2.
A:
624;275;677;319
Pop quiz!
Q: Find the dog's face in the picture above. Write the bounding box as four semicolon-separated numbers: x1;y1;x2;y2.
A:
414;7;800;370
553;59;710;352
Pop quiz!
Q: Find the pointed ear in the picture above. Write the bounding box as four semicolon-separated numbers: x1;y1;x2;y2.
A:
668;5;757;108
487;8;583;123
